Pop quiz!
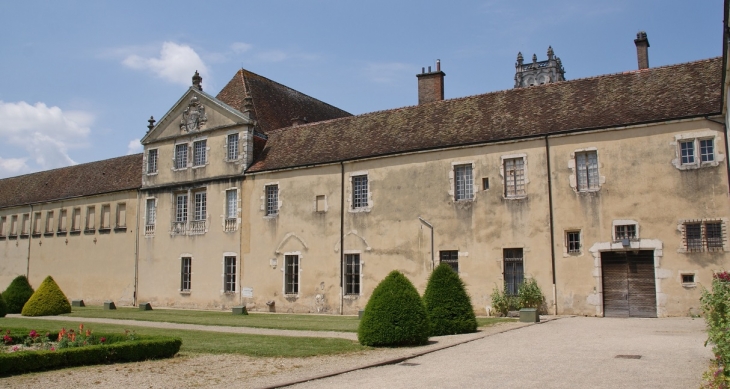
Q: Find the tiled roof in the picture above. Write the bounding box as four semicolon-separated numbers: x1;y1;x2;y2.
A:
0;154;142;209
216;69;352;133
248;58;723;172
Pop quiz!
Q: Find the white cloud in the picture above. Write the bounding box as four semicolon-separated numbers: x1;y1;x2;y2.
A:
363;62;412;83
230;42;253;54
122;42;209;86
0;101;92;178
127;138;142;155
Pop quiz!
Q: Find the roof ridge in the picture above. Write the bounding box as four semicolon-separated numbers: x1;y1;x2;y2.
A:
0;153;143;182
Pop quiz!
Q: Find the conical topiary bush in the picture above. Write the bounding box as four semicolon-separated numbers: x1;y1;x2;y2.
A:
2;275;35;314
357;270;429;347
423;263;478;336
21;276;71;316
0;293;7;318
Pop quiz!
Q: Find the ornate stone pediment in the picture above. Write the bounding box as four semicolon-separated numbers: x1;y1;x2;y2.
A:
180;96;208;132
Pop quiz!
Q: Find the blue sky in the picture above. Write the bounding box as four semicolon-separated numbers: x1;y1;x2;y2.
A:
0;0;722;178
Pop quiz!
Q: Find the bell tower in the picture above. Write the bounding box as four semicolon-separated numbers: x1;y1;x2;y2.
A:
514;46;565;88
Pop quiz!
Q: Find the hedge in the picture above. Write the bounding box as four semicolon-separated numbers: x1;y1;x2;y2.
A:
423;263;477;336
357;270;429;347
21;276;71;316
2;275;34;314
0;333;181;376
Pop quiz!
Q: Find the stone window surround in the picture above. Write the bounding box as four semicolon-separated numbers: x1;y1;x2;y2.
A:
499;153;529;200
261;182;281;219
281;251;302;297
223;187;239;232
676;218;727;253
191;136;209;169
670;129;725;170
144;197;157;238
145;147;159;176
172;141;190;171
347;170;372;213
221;253;238;295
225;131;242;162
563;229;582;257
179;253;193;294
678;271;697;288
448;161;476;202
612;219;639;242
343;250;364;298
568;147;605;193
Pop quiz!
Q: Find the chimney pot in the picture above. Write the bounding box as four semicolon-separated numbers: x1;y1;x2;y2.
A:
436;59;441;72
416;61;445;105
634;31;650;70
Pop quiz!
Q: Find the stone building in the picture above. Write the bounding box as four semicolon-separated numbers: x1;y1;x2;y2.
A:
1;31;729;318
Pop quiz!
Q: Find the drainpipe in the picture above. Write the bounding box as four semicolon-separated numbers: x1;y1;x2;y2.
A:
339;162;345;315
133;190;141;306
26;204;33;279
418;217;434;270
704;116;730;194
545;135;558;315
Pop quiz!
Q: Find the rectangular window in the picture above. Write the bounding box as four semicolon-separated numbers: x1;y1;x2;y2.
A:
439;250;459;273
503;248;524;296
194;192;206;221
681;274;696;285
685;223;703;251
680;141;695;165
482;177;489;190
180;257;192;292
227;134;239;161
175;144;188;169
193;140;206;166
684;221;725;252
614;224;637;241
224;256;236;293
10;215;18;236
504;158;526;197
454;164;473;201
576;151;599;191
285;255;299;295
100;204;111;229
352;175;368;209
71;208;81;231
266;185;278;216
147;149;158;174
146;199;156;226
226;190;237;219
116;203;127;228
700;139;715;162
85;207;95;231
0;216;5;237
344;254;361;295
58;209;67;232
316;195;326;212
21;213;30;235
566;231;581;253
176;194;188;222
45;211;54;233
32;212;41;235
706;222;723;250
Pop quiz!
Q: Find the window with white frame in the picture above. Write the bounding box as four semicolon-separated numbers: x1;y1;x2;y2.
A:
683;220;724;252
174;144;188;169
344;254;361;295
614;224;637;241
265;185;278;216
145;199;156;235
180;257;192;292
175;194;188;223
224;256;236;293
504;157;526;197
227;133;239;161
576;151;599;191
285;254;299;295
674;133;719;170
194;191;206;221
193;140;206;167
566;231;581;254
352;175;368;209
454;164;473;201
147;149;158;174
226;190;237;219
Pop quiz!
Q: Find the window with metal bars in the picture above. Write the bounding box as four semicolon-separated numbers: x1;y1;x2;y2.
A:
175;144;188;169
176;194;188;222
193;140;206;166
503;248;524;296
285;255;299;294
576;151;599;191
344;254;360;295
439;250;459;273
504;158;525;197
180;257;192;291
147;149;158;174
684;221;724;252
194;192;206;221
614;224;637;241
454;165;473;201
227;134;239;161
265;185;278;216
352;175;368;209
566;231;581;253
224;256;236;292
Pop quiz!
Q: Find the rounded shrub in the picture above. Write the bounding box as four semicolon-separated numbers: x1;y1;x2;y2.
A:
423;263;477;336
518;278;545;310
21;276;71;316
2;275;35;314
0;293;6;318
357;270;429;347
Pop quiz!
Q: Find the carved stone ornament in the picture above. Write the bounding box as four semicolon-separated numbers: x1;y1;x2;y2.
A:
180;96;207;132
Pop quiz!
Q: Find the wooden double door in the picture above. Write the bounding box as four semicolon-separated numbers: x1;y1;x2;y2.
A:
601;250;657;318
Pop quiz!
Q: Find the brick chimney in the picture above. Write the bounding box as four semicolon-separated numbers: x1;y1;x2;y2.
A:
634;31;650;70
417;60;445;105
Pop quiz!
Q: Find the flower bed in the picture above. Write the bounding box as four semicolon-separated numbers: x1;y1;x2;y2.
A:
0;324;181;376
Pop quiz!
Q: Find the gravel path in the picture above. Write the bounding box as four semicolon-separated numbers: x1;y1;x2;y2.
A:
0;316;530;389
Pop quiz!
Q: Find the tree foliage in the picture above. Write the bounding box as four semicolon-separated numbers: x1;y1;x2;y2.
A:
701;271;730;385
0;293;6;318
2;275;35;314
357;270;429;347
422;264;477;336
21;276;72;316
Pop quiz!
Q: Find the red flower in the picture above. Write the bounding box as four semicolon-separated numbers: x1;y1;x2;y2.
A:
100;337;106;343
29;330;38;339
3;335;11;345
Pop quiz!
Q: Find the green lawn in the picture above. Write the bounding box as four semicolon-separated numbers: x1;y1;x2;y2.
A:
0;318;367;358
60;306;515;332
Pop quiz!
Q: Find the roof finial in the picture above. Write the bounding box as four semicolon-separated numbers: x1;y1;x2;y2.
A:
517;52;524;65
547;46;554;59
192;70;203;91
147;116;155;132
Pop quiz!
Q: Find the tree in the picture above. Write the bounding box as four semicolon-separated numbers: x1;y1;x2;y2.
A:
2;275;34;314
21;276;72;316
423;263;477;336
